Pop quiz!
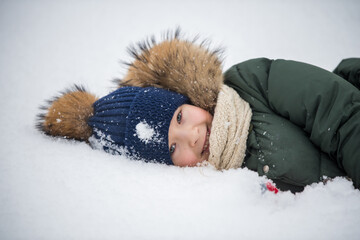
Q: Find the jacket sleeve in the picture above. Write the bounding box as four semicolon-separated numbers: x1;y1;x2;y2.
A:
333;58;360;90
267;59;360;188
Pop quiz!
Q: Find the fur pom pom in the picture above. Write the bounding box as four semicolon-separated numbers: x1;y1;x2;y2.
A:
116;28;224;114
36;85;98;141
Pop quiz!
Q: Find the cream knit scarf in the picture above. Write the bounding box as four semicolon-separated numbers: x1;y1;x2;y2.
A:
208;85;252;170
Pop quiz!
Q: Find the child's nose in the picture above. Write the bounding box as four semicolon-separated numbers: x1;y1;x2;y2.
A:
187;126;199;147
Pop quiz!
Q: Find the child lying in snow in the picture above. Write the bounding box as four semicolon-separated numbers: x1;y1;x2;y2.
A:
37;31;360;193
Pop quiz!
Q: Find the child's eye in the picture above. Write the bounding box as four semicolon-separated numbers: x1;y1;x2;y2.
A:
169;143;176;154
177;111;182;124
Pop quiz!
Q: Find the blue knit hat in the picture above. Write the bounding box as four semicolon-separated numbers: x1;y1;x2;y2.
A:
87;86;189;164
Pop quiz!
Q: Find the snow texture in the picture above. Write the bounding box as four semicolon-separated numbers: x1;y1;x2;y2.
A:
0;0;360;239
136;121;162;144
89;128;129;156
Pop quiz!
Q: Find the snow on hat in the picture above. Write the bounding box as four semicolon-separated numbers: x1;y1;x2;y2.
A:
87;86;189;164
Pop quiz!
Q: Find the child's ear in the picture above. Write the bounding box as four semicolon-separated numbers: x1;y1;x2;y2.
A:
36;85;98;141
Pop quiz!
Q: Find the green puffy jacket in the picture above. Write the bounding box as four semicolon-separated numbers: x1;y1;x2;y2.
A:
224;58;360;193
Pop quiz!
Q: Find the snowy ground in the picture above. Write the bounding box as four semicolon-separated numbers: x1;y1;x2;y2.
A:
1;0;360;239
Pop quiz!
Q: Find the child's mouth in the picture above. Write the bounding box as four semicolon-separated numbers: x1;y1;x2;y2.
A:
201;128;210;154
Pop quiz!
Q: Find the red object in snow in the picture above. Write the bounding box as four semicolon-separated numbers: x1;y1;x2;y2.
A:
266;182;279;194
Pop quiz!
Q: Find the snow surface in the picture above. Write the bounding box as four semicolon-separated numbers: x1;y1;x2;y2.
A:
1;0;360;239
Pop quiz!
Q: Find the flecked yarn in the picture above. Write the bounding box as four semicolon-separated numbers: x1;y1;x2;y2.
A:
208;85;252;170
88;86;189;164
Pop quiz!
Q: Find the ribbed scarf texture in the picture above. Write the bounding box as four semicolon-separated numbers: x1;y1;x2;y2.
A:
208;85;252;170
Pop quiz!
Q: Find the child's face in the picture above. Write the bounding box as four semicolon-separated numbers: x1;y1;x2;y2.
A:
168;104;213;167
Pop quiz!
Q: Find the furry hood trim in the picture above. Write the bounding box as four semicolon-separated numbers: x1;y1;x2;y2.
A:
116;29;224;114
36;85;97;141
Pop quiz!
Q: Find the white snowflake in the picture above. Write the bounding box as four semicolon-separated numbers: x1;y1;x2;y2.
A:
135;121;163;144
